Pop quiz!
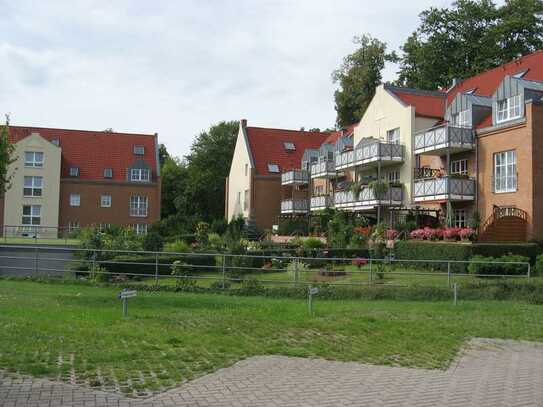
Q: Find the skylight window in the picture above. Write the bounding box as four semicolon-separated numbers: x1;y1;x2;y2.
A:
464;88;477;95
283;142;295;151
513;70;528;79
267;163;280;173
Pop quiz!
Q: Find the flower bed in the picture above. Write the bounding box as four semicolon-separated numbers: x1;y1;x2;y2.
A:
409;227;475;241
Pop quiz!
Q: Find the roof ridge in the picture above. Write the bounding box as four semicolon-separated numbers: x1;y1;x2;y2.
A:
9;125;156;138
246;126;331;135
385;84;446;97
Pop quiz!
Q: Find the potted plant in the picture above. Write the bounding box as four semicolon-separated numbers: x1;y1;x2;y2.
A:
368;180;389;199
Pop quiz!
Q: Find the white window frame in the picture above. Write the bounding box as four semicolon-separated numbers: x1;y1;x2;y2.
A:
243;189;249;211
130;168;150;182
496;95;522;123
130;195;148;217
133;224;148;235
453;209;467;228
104;168;113;178
23;176;43;197
283;142;296;151
133;145;145;155
70;193;81;207
267;163;280;173
494;150;517;193
100;194;112;208
99;223;110;232
453;109;470;127
450;159;468;176
68;221;80;232
386;128;400;144
69;167;79;177
387;170;400;183
24;151;44;168
22;205;41;225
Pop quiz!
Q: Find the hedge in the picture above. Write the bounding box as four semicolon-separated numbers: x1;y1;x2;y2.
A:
471;243;539;263
468;255;530;276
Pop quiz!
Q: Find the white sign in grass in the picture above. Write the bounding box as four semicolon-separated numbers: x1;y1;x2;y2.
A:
119;289;137;317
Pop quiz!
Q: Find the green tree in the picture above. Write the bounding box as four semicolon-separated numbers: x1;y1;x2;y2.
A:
158;143;170;169
160;156;188;219
332;35;398;127
397;0;543;90
0;118;15;193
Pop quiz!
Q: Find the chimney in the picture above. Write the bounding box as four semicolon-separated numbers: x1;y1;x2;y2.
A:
240;119;247;128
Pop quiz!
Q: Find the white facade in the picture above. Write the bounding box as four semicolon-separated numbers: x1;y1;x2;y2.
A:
226;122;253;221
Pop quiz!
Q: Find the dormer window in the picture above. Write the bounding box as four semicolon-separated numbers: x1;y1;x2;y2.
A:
267;163;280;173
452;109;470;127
283;142;295;151
496;95;521;123
131;168;150;182
69;167;80;177
52;138;60;146
386;128;400;144
133;145;145;155
513;69;528;79
464;88;476;95
104;168;113;178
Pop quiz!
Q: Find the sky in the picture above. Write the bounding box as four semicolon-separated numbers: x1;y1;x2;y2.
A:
0;0;451;158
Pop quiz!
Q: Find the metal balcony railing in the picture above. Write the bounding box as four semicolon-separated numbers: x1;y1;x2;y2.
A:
335;140;404;170
280;199;309;214
414;124;474;154
310;160;335;178
413;176;475;202
281;169;309;185
334;185;403;209
310;195;333;210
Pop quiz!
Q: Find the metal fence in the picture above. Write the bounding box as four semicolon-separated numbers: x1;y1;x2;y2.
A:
0;245;532;291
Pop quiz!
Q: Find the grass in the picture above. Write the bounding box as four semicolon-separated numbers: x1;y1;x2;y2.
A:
1;280;542;397
1;237;79;246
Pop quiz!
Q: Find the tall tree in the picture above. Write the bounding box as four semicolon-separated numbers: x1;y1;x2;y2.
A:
160;156;188;219
332;35;398;127
0;117;15;193
397;0;543;90
179;121;239;222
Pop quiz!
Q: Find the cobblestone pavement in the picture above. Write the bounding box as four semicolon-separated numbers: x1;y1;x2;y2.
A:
2;338;543;407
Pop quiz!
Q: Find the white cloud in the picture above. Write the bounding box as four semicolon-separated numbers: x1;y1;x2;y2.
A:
0;0;448;157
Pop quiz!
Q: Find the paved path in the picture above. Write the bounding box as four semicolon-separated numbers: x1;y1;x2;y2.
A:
2;338;543;406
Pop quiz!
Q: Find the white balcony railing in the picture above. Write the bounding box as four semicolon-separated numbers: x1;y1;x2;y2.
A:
414;124;474;155
310;160;335;178
281;199;309;214
335;141;404;170
413;176;475;202
334;185;403;210
310;195;333;211
281;169;309;185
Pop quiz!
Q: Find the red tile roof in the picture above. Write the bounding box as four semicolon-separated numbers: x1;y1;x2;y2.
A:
387;87;446;119
447;50;543;102
8;126;158;182
245;126;330;175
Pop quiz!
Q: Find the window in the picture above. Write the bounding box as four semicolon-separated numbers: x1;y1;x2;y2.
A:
104;168;113;178
133;224;148;235
453;209;467;228
464;88;476;95
244;189;249;211
69;167;79;177
283;142;296;151
68;221;80;232
496;95;522;123
99;223;110;232
513;70;528;79
451;159;468;176
22;205;41;225
386;128;400;144
315;185;324;195
52;138;60;146
23;176;43;197
237;191;241;203
130;168;150;182
244;164;248;176
70;193;80;207
24;151;43;168
130;195;148;217
387;171;400;183
133;145;145;155
452;109;470;127
267;163;280;173
494;150;517;193
101;195;112;207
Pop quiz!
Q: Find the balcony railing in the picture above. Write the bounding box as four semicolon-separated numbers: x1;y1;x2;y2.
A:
335;141;404;170
311;160;335;178
310;195;333;211
414;124;475;155
281;199;309;214
413;176;475;202
281;169;309;185
334;185;403;210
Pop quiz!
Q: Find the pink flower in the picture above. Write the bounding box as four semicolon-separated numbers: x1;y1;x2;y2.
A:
459;228;475;240
443;227;461;240
352;258;368;268
386;229;398;240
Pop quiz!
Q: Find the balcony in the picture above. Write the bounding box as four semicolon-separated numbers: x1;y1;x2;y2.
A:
334;185;403;211
310;195;333;211
414;124;475;155
413;176;475;202
281;199;309;214
311;160;335;178
281;169;309;185
335;141;404;171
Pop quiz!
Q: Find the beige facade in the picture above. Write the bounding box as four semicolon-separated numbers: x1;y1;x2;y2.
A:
3;133;61;237
225;123;253;221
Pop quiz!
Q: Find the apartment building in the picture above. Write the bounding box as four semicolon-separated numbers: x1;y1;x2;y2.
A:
1;126;161;237
225;120;330;230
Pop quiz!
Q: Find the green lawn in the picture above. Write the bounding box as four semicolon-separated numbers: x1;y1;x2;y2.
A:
0;280;542;396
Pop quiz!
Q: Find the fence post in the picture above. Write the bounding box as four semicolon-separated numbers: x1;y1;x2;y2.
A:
92;250;96;278
294;258;299;287
34;246;39;275
447;262;451;288
154;252;159;286
453;283;458;305
528;263;531;279
369;258;373;285
222;254;226;289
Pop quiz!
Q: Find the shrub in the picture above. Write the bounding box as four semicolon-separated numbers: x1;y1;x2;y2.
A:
103;253;216;277
394;241;471;272
535;254;543;276
195;222;210;246
207;233;224;251
171;260;196;287
352;257;368;269
303;237;324;250
210;218;228;235
471;243;539;263
143;228;164;252
468;254;530;276
164;240;190;253
286;259;310;278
